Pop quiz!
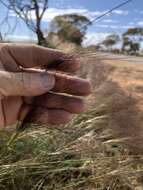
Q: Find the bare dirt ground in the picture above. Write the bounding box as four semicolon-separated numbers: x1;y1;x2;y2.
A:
79;51;143;153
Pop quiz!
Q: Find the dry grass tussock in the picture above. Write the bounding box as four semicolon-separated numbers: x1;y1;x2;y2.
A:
0;50;143;189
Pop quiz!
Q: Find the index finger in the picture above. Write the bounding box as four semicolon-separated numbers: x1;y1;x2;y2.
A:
4;44;80;72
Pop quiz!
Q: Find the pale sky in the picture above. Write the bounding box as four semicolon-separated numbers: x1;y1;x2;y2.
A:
0;0;143;45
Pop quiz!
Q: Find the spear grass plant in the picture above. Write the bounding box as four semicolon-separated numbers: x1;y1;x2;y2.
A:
0;106;143;190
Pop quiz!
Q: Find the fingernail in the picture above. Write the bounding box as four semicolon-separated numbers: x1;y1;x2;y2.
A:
42;73;55;90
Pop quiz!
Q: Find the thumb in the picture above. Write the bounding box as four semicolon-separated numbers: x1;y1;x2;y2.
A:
0;71;55;97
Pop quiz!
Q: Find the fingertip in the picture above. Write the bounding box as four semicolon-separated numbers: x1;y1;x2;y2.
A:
79;79;91;96
60;54;80;72
67;98;85;113
81;80;92;96
52;73;91;96
47;53;80;73
28;108;73;125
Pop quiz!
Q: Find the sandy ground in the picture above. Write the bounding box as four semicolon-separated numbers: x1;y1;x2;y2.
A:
79;52;143;153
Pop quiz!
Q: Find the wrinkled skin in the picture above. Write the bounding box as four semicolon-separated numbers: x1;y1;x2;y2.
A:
0;44;91;128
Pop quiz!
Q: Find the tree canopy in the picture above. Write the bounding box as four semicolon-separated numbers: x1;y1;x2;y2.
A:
122;27;143;54
123;28;143;36
49;14;91;45
100;34;120;50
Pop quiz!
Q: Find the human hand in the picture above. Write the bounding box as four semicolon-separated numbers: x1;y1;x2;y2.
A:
0;44;91;128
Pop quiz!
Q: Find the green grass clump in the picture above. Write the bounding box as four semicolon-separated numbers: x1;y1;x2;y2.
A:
0;108;143;190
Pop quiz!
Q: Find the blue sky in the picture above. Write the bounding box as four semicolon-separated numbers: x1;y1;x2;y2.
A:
0;0;143;45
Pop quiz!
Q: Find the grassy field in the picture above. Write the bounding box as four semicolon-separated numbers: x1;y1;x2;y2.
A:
0;51;143;190
0;112;141;190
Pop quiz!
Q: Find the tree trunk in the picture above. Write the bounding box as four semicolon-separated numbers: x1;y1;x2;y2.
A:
0;32;3;41
37;30;46;45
